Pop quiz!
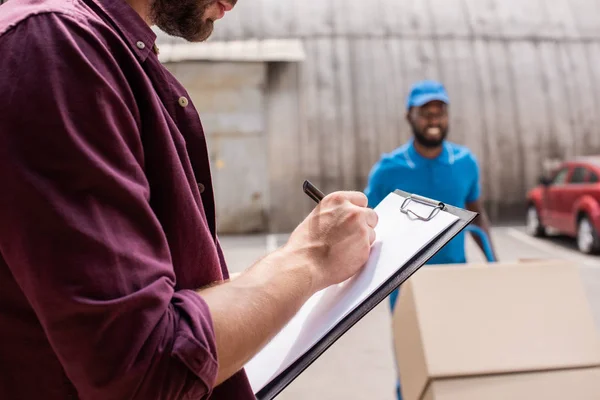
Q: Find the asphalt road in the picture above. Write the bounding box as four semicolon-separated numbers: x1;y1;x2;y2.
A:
219;227;600;400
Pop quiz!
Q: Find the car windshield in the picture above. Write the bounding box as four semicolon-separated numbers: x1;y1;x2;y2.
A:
570;167;587;184
552;168;569;185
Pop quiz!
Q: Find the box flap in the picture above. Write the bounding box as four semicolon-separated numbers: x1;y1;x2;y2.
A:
424;367;600;400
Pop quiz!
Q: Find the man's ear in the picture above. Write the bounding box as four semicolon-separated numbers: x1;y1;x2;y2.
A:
405;108;412;124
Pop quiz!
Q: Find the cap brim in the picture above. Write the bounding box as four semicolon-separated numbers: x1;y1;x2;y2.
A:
411;93;450;108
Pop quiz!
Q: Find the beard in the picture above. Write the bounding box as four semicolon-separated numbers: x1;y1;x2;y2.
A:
411;123;448;149
150;0;216;42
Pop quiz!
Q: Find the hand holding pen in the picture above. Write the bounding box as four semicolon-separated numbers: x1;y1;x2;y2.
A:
280;180;378;292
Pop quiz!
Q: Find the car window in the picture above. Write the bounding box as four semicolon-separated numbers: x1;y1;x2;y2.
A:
570;167;587;184
552;168;569;185
589;171;599;183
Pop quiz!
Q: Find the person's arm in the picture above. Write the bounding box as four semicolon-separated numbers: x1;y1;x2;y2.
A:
203;190;377;384
464;154;498;261
227;272;242;280
466;200;498;261
202;248;313;385
0;14;378;398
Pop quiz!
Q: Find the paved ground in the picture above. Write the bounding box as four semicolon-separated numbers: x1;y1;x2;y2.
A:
219;227;600;400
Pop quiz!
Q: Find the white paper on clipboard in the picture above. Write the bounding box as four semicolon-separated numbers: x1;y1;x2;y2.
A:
244;191;460;394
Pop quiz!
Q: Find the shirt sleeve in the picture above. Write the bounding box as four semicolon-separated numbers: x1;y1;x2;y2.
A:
364;160;390;208
466;152;482;203
0;14;218;400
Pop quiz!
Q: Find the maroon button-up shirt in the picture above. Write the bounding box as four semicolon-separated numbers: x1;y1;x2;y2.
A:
0;0;254;398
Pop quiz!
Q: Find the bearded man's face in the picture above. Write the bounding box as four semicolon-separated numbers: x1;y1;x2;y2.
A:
150;0;236;42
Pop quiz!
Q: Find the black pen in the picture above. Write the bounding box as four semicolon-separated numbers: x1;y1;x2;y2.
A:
303;180;325;204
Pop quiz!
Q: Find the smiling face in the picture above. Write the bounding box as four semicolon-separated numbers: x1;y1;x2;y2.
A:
150;0;236;42
407;100;449;149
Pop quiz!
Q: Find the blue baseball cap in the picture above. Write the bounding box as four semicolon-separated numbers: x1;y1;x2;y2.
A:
406;80;450;110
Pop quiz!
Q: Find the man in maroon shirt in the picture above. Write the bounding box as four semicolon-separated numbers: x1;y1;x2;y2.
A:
0;0;378;399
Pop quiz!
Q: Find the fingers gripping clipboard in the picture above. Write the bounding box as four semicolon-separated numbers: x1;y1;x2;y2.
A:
244;190;478;399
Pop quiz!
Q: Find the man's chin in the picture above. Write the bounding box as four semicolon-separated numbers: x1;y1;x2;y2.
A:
188;19;215;42
191;29;213;42
414;136;445;148
169;25;212;42
153;18;214;42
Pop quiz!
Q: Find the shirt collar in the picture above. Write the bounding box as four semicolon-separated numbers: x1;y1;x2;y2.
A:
89;0;157;62
406;139;454;167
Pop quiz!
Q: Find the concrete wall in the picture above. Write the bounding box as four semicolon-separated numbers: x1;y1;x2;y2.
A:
164;61;270;234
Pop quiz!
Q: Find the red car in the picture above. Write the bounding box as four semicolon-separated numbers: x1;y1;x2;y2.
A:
526;157;600;254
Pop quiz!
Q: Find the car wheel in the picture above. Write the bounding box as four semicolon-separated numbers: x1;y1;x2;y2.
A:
526;204;546;237
577;216;600;255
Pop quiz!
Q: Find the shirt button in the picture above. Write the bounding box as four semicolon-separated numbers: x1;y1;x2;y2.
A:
198;183;205;193
178;96;189;108
136;41;146;49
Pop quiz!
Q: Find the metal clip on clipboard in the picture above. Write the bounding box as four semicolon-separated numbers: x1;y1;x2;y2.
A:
399;193;445;222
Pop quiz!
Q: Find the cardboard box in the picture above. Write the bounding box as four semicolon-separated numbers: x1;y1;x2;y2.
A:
392;261;600;400
423;368;600;400
516;258;565;264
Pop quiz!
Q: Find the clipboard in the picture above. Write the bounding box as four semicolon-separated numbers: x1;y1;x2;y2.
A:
247;189;478;400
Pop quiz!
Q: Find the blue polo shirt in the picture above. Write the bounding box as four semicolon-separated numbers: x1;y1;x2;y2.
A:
365;139;481;266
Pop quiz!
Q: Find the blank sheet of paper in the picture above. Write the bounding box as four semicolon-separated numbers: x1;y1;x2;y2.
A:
244;192;460;394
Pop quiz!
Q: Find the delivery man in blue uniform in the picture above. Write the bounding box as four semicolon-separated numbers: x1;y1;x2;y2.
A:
364;80;498;400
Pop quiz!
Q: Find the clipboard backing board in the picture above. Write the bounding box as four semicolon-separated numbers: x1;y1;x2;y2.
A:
253;190;477;400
